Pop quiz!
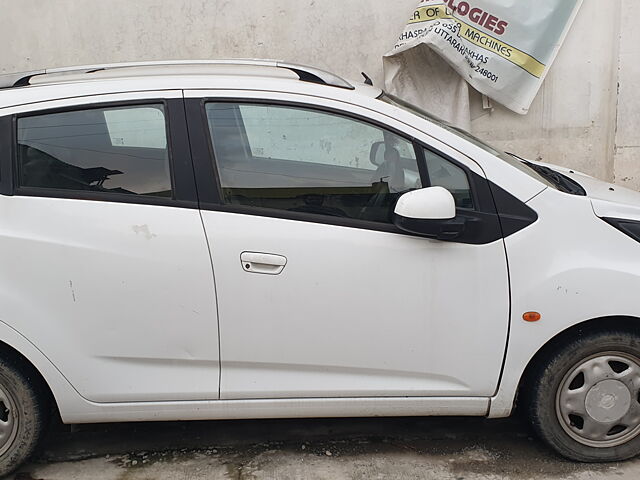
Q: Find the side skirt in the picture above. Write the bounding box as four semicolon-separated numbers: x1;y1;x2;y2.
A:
62;397;490;424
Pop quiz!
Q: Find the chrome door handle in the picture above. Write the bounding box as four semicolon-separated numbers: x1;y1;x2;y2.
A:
240;252;287;275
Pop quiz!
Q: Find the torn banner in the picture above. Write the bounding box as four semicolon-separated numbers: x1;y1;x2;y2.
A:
385;0;583;115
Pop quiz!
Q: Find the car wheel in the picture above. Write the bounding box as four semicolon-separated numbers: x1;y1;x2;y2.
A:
526;329;640;462
0;355;49;477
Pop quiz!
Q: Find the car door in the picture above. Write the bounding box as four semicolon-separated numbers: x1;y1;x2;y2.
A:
0;91;220;402
186;91;510;400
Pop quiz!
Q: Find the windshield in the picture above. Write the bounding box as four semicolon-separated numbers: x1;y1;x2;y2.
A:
379;93;564;191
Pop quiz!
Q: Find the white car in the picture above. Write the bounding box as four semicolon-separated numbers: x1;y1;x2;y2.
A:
0;60;638;474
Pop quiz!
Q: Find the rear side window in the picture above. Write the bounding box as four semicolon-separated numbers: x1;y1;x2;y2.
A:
205;102;422;224
17;104;172;197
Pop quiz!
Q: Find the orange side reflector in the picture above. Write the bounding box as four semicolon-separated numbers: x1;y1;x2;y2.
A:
523;312;542;323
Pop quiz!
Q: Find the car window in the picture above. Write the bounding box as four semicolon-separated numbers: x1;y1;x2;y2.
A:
239;104;417;166
17;104;172;197
424;149;474;209
206;102;422;224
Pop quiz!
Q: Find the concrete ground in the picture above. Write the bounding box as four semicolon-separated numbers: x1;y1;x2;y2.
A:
9;416;640;479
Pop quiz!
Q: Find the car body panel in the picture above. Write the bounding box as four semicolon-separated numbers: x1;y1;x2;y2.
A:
525;159;640;220
0;195;220;402
202;211;509;399
60;396;491;424
489;187;640;417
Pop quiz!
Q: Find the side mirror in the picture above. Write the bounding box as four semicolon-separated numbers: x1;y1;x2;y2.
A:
394;187;466;241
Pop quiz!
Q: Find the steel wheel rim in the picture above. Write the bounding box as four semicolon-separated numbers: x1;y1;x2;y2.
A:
0;382;18;456
556;351;640;448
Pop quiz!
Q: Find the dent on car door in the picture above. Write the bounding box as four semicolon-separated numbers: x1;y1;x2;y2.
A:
0;97;220;403
187;96;511;400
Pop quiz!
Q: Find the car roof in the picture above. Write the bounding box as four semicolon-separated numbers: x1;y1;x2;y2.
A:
0;60;382;109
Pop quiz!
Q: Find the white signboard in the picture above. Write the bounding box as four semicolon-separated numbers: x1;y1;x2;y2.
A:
385;0;583;114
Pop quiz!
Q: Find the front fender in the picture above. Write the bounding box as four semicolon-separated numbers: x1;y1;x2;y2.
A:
491;188;640;417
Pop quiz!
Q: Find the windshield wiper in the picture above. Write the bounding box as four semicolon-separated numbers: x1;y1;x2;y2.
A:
523;161;586;196
504;152;585;196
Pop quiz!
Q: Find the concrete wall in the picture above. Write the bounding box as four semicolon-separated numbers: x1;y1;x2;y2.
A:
1;0;638;188
614;0;640;188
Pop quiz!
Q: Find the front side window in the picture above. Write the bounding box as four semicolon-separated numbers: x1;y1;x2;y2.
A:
206;103;422;224
424;149;474;209
17;104;172;197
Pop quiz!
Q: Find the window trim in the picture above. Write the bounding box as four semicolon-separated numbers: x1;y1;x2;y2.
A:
0;115;12;196
193;98;492;232
420;144;481;212
10;98;198;209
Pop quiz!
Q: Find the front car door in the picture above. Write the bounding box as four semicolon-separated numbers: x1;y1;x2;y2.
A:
187;91;510;400
0;91;220;402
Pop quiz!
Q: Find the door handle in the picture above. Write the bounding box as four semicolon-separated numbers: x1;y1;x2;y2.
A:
240;252;288;275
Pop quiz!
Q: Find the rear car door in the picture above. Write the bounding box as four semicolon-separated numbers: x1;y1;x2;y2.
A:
0;91;220;402
186;91;511;400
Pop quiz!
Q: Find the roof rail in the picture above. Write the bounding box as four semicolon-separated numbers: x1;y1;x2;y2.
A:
0;59;356;90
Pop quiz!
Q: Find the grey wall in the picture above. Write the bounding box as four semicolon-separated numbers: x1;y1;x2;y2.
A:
2;0;638;188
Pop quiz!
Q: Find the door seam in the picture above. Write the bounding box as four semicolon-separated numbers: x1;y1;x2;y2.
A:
199;211;223;399
181;89;223;399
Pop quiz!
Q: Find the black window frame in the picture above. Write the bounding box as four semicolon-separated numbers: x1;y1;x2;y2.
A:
6;98;198;209
418;144;481;212
0;115;11;196
189;97;494;234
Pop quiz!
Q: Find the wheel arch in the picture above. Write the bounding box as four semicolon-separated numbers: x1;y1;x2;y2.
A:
515;315;640;410
0;321;88;423
0;338;55;408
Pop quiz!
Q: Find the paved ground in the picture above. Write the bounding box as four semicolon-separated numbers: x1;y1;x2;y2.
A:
9;416;640;479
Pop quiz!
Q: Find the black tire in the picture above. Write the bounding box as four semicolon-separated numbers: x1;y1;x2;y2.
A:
524;329;640;462
0;355;49;477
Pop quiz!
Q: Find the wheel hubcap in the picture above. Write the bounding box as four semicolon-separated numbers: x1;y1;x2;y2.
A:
556;353;640;448
585;379;631;423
